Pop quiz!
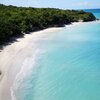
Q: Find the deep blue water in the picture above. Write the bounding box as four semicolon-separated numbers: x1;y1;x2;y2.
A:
84;9;100;13
84;9;100;19
12;9;100;100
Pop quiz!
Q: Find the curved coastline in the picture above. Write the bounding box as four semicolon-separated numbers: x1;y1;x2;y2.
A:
0;27;62;100
0;4;96;45
0;20;100;100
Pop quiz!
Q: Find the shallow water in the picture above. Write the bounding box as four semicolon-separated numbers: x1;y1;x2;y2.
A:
12;10;100;100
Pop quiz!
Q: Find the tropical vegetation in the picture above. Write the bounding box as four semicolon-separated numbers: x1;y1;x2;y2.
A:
0;4;96;43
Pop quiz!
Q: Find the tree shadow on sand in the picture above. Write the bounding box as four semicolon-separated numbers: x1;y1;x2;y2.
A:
0;34;25;52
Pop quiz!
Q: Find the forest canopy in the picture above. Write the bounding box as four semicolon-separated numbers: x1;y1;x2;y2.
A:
0;4;96;43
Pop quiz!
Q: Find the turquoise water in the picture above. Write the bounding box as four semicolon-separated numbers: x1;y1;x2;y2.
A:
84;9;100;19
94;13;100;19
13;10;100;100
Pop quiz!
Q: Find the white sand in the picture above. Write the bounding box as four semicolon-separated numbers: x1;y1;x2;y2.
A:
0;27;62;100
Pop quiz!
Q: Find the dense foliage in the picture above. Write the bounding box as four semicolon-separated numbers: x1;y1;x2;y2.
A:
0;4;96;43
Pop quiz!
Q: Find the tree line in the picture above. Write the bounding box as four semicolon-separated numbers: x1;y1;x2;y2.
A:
0;4;96;43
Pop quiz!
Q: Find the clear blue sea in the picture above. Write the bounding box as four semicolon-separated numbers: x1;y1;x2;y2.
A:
84;9;100;19
12;9;100;100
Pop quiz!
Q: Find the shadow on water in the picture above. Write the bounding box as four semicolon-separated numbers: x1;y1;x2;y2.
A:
0;34;24;52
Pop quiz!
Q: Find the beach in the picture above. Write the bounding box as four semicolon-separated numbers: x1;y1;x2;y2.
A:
0;27;62;100
0;22;91;100
0;20;100;100
0;3;100;100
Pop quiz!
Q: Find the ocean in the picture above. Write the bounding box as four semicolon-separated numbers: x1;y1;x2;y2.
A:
12;9;100;100
84;9;100;19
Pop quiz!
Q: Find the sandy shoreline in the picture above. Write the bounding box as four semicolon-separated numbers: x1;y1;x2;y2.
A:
0;27;62;100
0;20;98;100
